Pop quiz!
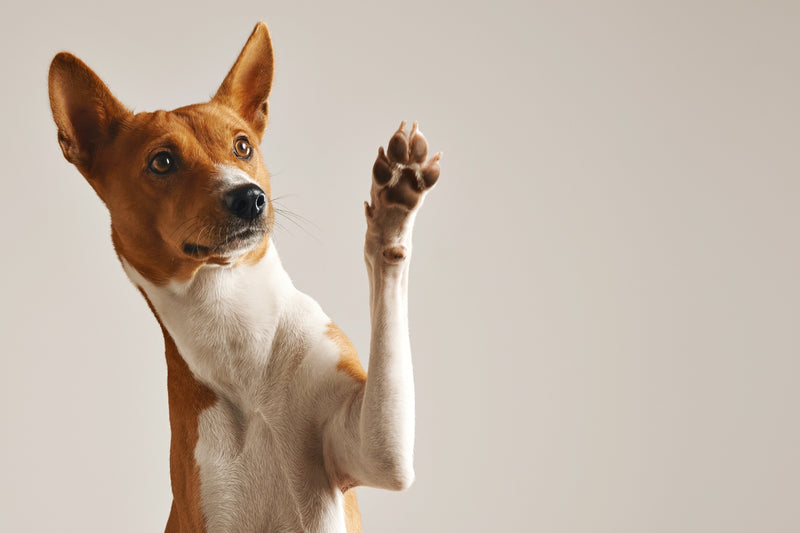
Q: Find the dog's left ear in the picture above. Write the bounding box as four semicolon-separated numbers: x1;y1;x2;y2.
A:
49;52;131;178
214;22;274;140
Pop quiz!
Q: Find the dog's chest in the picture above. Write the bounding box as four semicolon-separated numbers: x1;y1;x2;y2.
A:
125;248;353;531
195;394;346;532
184;293;350;531
126;247;299;390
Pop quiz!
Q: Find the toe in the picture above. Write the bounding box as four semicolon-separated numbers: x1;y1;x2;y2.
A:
409;122;428;164
421;153;441;188
387;122;409;164
373;147;393;185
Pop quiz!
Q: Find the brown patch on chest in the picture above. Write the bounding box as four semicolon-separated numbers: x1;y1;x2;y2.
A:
163;331;217;533
140;290;217;532
343;489;363;533
326;323;367;383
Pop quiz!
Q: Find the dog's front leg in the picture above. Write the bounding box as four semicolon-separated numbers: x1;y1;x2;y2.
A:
325;123;440;491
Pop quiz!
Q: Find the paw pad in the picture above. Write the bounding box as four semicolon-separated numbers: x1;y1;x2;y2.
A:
371;122;441;210
382;245;408;263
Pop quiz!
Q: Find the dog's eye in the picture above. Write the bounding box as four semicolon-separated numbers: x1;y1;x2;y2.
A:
234;137;252;160
149;152;175;175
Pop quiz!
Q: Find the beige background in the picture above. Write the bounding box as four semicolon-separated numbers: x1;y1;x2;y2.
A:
1;1;798;531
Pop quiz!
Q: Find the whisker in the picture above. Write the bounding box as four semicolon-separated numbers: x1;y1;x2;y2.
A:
272;208;321;243
272;204;321;232
184;218;213;253
178;217;207;248
271;219;292;236
170;215;202;240
270;193;300;202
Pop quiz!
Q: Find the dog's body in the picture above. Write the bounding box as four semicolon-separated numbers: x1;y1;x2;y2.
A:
48;23;439;532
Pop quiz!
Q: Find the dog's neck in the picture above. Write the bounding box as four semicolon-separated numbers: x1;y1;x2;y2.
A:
122;240;300;404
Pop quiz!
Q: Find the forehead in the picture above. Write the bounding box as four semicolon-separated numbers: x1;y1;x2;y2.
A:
122;103;251;157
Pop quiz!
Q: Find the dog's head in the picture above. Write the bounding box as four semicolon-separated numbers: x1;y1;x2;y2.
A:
49;23;275;284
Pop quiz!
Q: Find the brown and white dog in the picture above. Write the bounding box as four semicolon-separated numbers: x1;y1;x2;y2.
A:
48;22;440;532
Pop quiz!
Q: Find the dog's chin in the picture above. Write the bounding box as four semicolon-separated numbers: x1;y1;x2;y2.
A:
216;227;268;256
181;226;268;261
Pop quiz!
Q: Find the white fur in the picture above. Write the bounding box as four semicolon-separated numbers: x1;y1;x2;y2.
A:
214;163;260;190
122;225;417;531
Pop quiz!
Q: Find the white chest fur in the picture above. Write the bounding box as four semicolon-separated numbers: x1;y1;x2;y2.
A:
123;245;357;532
124;246;296;399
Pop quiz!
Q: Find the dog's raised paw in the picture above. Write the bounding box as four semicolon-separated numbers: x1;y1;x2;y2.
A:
371;122;440;210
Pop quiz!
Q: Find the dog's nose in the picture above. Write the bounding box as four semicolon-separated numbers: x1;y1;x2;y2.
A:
224;184;267;220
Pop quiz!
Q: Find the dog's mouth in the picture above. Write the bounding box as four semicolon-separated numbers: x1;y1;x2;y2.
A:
181;224;268;259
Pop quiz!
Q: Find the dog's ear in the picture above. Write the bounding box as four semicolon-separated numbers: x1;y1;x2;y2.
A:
48;53;130;177
214;22;274;139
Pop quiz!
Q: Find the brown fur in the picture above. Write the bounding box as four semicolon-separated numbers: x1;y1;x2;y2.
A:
49;26;275;287
162;324;218;533
215;23;274;136
326;322;367;531
343;490;364;533
327;323;368;383
139;291;216;533
50;23;365;531
93;102;275;285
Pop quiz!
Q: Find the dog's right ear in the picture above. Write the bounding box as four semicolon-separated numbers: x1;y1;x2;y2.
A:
213;22;274;141
48;53;130;176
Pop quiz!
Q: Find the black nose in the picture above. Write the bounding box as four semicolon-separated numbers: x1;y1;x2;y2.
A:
224;184;267;220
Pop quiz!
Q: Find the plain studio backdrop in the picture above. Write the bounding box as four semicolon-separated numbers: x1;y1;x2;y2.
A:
1;1;798;531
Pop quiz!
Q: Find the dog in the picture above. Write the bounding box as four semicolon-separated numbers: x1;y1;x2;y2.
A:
48;22;440;532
